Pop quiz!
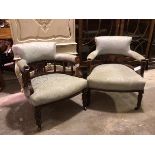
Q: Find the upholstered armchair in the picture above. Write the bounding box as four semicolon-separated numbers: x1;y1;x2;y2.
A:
12;42;87;130
84;36;147;110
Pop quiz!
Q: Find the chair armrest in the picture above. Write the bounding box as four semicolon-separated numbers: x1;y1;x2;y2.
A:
87;50;98;60
79;60;94;79
16;59;34;96
128;50;145;61
17;59;29;73
55;53;80;64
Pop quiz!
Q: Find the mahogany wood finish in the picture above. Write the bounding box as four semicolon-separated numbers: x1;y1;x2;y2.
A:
0;28;11;39
82;88;89;110
34;106;42;131
135;90;144;110
86;54;147;77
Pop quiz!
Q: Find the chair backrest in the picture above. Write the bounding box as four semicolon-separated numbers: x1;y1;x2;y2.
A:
9;19;77;56
87;36;145;62
95;36;132;56
12;42;56;63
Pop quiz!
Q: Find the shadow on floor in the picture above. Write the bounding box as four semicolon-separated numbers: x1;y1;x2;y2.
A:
88;91;144;113
89;91;117;112
6;99;83;134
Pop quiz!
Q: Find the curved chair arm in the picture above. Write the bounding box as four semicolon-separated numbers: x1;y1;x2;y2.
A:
127;50;148;77
17;59;29;72
87;50;98;60
17;59;34;96
128;50;145;61
87;50;145;62
86;49;148;77
127;50;147;77
55;53;80;64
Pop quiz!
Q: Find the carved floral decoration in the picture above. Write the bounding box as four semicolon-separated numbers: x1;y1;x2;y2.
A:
35;19;52;31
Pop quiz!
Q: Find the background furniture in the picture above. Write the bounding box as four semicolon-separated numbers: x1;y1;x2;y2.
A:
10;19;77;54
0;39;13;70
0;20;14;90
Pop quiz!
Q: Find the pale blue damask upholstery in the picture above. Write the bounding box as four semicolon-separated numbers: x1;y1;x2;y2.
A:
28;73;87;106
87;64;145;91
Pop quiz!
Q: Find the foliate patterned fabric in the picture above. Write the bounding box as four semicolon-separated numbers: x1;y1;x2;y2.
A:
28;73;87;106
12;42;56;63
87;64;145;91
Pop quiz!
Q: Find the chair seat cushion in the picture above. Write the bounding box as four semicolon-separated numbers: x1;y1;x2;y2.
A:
28;73;87;106
87;64;145;91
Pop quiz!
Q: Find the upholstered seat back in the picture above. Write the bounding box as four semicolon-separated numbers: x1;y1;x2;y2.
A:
95;36;131;56
87;36;145;61
12;42;56;63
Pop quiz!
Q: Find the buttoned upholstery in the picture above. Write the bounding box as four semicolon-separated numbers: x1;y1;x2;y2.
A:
87;64;145;91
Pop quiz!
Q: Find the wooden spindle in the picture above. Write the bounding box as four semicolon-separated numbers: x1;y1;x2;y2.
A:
71;64;74;75
63;62;66;73
54;62;56;73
